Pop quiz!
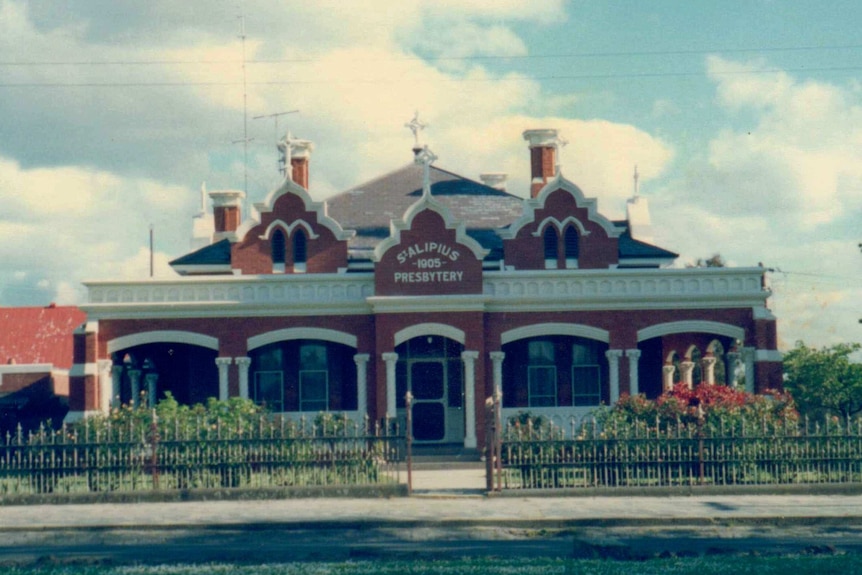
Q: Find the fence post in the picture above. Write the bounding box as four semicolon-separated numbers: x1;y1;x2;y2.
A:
494;389;502;492
485;397;495;492
405;391;413;496
149;409;160;491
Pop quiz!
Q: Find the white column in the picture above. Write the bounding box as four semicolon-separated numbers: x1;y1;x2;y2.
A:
111;365;123;408
144;373;159;408
382;352;399;419
461;351;479;449
127;369;142;407
97;359;113;413
235;357;251;399
625;349;641;396
662;363;676;392
490;351;505;399
605;349;623;404
679;360;695;389
215;357;232;401
353;353;370;419
701;354;717;385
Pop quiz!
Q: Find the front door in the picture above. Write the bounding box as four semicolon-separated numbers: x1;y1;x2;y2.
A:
410;360;447;441
395;335;465;444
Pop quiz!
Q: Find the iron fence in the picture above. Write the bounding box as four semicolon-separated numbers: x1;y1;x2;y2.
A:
0;415;406;495
490;412;862;491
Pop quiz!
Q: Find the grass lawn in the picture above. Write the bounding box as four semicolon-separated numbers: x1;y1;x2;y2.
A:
2;555;861;575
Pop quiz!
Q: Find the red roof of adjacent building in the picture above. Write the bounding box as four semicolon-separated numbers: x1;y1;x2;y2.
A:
0;305;85;369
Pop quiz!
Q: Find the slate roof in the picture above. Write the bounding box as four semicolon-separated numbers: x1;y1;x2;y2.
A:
169;238;232;267
170;162;677;268
614;222;679;260
325;163;525;258
0;305;85;369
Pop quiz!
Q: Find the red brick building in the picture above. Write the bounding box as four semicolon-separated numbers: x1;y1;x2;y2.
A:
0;304;86;429
68;129;782;448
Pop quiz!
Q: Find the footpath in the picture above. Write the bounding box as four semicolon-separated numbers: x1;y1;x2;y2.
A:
2;469;862;563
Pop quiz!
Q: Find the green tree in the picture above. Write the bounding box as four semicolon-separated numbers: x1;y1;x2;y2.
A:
783;341;862;419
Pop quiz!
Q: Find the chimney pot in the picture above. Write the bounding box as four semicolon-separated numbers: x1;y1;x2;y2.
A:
209;189;245;241
523;129;559;198
479;173;508;191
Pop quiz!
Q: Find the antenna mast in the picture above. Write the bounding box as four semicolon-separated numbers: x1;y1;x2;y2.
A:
253;109;299;174
234;4;251;198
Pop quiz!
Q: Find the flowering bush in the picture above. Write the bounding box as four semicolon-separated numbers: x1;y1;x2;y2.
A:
596;384;798;435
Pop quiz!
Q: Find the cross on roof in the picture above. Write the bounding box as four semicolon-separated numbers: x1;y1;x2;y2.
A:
405;111;427;148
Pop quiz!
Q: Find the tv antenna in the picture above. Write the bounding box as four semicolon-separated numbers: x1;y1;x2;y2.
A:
254;110;299;174
234;4;252;199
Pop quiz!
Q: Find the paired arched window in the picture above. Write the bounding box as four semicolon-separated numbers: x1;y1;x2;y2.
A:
271;228;307;273
543;225;580;269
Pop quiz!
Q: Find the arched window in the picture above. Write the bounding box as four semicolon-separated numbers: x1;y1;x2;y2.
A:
293;230;307;273
564;226;579;268
272;229;286;273
543;226;558;269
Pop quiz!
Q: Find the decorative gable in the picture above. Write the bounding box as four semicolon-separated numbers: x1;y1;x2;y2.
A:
374;195;487;296
500;174;621;270
230;179;354;274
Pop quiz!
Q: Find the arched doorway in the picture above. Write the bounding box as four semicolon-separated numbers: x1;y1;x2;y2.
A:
395;335;464;444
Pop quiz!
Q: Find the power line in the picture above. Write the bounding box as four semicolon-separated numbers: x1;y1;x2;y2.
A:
3;42;862;67
2;64;862;89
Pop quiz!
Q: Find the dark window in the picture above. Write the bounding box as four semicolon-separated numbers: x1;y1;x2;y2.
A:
528;341;557;407
572;343;601;406
250;340;356;413
272;229;286;272
293;230;307;272
543;227;558;268
564;227;579;267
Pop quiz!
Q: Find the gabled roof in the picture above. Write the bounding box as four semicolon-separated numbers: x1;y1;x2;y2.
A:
0;305;85;369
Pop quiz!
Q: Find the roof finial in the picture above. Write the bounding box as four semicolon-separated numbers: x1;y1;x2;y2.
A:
633;165;640;197
554;134;568;175
405;111;427;153
415;145;438;198
277;130;297;178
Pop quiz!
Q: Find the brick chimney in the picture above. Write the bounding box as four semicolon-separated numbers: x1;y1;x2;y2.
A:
523;129;559;198
289;139;314;189
209;189;245;241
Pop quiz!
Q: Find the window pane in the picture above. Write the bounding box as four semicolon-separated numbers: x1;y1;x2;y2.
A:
300;370;328;412
254;371;284;412
529;341;555;364
257;346;283;371
572;343;598;365
573;365;601;406
529;365;556;407
300;344;327;370
411;361;444;400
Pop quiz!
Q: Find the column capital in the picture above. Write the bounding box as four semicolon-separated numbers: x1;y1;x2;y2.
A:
625;349;641;359
215;357;233;367
234;356;251;367
97;359;113;369
461;350;479;362
489;351;506;362
605;349;624;360
353;353;370;365
382;352;399;362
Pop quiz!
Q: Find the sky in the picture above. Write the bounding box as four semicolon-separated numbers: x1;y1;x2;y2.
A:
0;0;860;352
